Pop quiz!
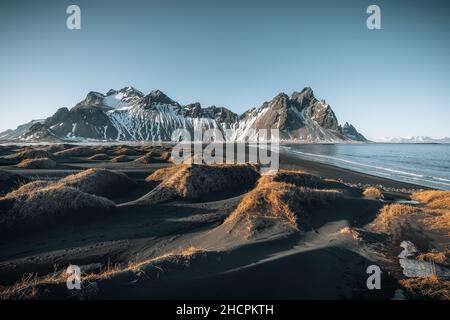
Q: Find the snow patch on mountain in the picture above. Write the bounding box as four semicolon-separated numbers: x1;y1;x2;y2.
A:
3;86;368;143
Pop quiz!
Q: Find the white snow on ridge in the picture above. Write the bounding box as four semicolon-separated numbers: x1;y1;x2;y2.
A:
376;136;450;143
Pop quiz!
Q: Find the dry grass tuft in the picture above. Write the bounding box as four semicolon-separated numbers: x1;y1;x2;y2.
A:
0;170;28;195
113;146;142;156
363;187;384;199
111;155;130;163
411;190;450;235
400;276;450;300
145;165;179;183
372;189;450;239
338;227;362;241
370;204;420;235
42;144;75;153
0;184;114;237
411;190;450;203
1;246;207;299
257;170;322;188
5;149;53;162
412;190;450;210
140;164;260;203
223;177;341;238
416;249;450;266
56;168;136;198
17;158;56;169
160;151;172;162
134;153;153;164
3;180;51;199
88;153;109;161
54;146;98;157
179;245;203;257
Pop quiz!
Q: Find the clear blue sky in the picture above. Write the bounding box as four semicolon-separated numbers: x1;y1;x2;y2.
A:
1;0;449;139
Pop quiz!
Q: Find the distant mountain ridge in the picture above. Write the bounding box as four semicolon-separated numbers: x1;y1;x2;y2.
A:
376;136;450;144
0;86;367;143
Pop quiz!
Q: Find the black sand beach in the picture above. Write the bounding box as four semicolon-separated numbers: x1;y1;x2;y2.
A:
0;143;448;300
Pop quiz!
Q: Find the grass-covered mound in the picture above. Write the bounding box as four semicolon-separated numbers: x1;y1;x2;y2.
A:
134;153;153;164
17;158;56;169
138;164;260;203
4;149;53;162
88;153;109;161
113;146;142;156
56;168;137;198
222;177;340;239
371;190;450;239
0;184;114;238
0;170;29;195
257;170;323;188
54;146;98;157
111;155;130;163
362;187;384;199
42;144;76;153
369;190;450;300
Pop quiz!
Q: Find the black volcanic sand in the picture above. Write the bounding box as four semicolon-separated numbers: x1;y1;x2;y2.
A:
0;143;432;299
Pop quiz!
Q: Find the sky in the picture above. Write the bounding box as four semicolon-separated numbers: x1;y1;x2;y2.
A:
0;0;449;140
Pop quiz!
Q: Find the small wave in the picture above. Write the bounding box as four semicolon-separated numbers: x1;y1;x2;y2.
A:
283;147;450;189
288;150;426;178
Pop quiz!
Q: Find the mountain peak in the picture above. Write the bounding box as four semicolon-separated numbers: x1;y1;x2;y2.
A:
5;85;367;143
290;87;316;109
144;90;177;105
118;86;143;96
73;91;106;110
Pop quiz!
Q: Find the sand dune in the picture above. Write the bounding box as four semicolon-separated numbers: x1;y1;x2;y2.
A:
0;144;448;300
131;163;260;204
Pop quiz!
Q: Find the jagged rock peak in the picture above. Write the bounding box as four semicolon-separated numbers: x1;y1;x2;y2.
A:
143;90;178;105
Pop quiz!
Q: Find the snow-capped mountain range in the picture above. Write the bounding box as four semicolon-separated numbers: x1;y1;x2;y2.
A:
0;86;367;143
376;136;450;144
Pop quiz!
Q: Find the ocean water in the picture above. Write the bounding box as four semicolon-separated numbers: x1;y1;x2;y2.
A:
282;143;450;190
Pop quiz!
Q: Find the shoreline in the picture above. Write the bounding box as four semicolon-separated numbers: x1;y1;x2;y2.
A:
278;149;427;191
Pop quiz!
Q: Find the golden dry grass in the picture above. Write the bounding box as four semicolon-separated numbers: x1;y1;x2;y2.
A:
223;175;341;238
110;155;130;163
141;164;260;203
134;152;155;164
17;158;56;169
0;170;28;195
42;144;74;154
411;190;450;208
0;184;114;236
400;276;450;300
145;165;180;183
416;249;450;266
88;153;109;161
3;180;51;199
372;189;450;239
225;182;302;230
0;246;206;299
160;151;172;162
54;146;97;157
411;190;450;235
370;204;420;235
5;149;53;162
337;227;362;241
257;170;322;189
4;169;135;200
113;146;142;156
362;187;384;199
56;168;136;198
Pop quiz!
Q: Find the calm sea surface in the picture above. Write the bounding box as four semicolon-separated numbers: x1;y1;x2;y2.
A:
283;144;450;190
